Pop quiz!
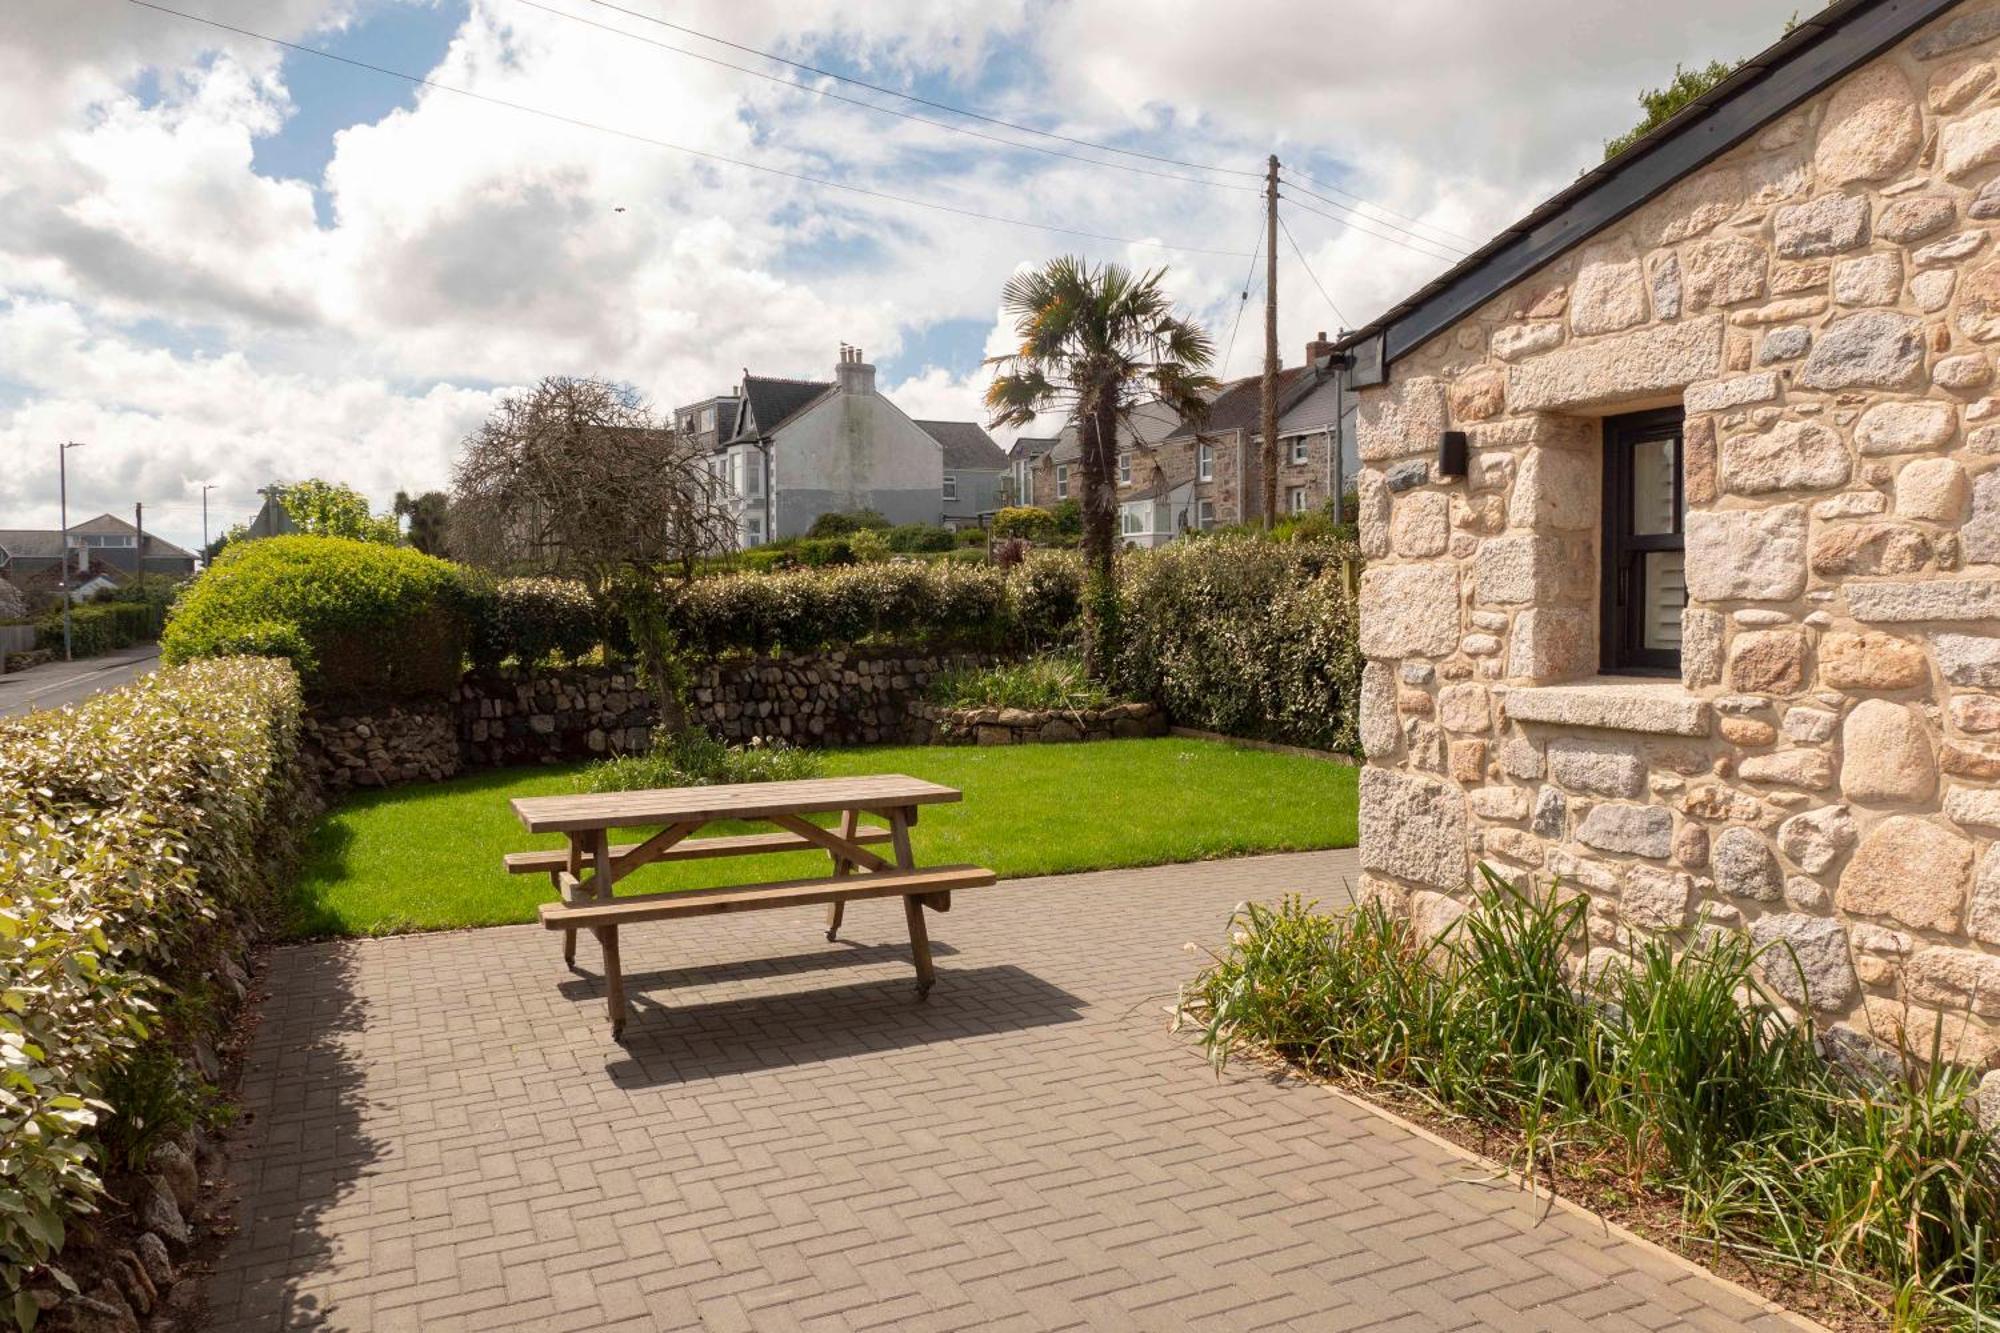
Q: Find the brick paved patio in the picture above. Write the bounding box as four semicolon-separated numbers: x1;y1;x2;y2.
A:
209;850;1804;1331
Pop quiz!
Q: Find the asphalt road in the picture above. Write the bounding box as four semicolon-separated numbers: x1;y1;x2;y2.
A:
0;643;161;717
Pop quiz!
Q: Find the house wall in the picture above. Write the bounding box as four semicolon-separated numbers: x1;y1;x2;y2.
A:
944;467;1005;524
773;392;944;538
1353;6;2000;1068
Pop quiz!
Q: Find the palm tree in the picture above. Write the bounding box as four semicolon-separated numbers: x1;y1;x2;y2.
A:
985;257;1216;676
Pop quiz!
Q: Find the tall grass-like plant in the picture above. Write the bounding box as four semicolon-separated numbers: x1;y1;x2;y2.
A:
927;655;1110;713
1179;866;2000;1324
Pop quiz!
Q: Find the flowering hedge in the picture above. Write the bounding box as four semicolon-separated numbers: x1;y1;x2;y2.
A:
0;658;303;1311
465;576;604;669
658;554;1083;657
1116;536;1362;752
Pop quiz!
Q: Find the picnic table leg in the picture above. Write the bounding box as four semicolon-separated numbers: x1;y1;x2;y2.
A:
562;836;583;972
592;830;627;1039
887;807;933;997
825;808;858;941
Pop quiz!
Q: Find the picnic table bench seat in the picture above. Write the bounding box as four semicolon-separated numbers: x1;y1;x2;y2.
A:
506;775;997;1039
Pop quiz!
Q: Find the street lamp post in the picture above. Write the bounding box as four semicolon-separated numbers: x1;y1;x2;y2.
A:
200;483;216;568
57;440;85;661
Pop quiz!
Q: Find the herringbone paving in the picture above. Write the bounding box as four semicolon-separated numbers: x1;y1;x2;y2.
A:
209;850;1800;1331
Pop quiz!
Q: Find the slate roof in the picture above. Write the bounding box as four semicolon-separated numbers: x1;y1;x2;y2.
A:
727;376;835;445
0;529;65;561
1333;0;1955;376
1162;367;1318;443
914;420;1009;471
1009;435;1059;461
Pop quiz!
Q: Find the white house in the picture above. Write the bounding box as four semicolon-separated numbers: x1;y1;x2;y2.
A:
684;347;993;547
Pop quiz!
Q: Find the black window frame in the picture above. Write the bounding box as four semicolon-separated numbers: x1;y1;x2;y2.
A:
1599;408;1686;676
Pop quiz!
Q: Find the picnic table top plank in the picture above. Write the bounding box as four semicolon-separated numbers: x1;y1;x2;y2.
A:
509;774;963;834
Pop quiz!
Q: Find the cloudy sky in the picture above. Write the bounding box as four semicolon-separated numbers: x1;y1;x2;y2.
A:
1;0;1803;555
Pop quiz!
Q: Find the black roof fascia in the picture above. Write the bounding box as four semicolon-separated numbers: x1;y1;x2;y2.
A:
1334;0;1959;386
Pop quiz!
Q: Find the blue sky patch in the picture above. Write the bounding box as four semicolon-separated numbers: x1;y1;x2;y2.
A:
250;0;468;226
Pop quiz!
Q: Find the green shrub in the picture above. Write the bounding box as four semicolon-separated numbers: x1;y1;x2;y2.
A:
0;658;302;1309
37;601;156;656
992;506;1058;542
928;654;1109;712
1008;550;1083;649
956;525;989;547
795;536;855;568
663;561;1028;656
580;726;822;793
1117;535;1361;752
1179;868;2000;1320
806;510;889;538
162;535;470;700
886;523;955;554
468;576;601;669
849;528;891;564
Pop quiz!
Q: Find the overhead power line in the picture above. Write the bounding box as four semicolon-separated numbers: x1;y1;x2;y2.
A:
1280;166;1484;249
510;0;1259;197
1279;194;1465;265
569;0;1265;182
1219;208;1265;373
1279;173;1471;255
124;0;1258;258
1278;210;1349;328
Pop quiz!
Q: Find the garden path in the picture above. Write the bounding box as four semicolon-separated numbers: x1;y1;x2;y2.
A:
207;849;1807;1331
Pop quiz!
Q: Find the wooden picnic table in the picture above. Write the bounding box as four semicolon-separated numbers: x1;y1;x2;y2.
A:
506;775;996;1039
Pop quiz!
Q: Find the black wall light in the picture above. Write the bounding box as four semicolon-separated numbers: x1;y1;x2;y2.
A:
1436;430;1468;480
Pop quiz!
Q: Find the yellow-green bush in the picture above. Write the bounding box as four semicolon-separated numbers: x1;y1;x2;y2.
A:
162;535;469;700
0;658;303;1312
1117;535;1362;752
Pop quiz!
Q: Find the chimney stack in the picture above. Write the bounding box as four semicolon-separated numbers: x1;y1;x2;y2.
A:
834;344;876;395
1305;330;1336;365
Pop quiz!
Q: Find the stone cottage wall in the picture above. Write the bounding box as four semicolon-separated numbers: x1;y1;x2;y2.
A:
1355;5;2000;1069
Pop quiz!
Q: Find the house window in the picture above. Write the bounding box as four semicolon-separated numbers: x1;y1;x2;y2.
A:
738;452;764;498
1601;408;1686;674
1288;487;1309;515
1121;508;1145;536
943;473;958;502
79;534;136;548
1290;436;1309;465
1197;443;1214;481
1118;452;1131;484
1056;465;1070;500
743;513;765;547
700;405;716;431
1197;499;1215;530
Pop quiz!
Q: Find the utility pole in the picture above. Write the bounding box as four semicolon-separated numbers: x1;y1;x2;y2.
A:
133;501;145;598
1261;154;1280;530
200;483;215;566
57;441;84;661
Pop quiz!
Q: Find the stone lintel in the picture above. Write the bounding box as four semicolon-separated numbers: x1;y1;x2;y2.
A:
1502;679;1713;738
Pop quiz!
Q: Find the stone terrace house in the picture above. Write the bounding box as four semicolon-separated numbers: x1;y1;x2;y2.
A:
1005;434;1059;507
1342;0;2000;1070
1026;399;1183;525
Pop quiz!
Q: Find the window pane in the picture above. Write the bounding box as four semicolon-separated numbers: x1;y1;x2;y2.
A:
1631;438;1678;535
1642;550;1686;650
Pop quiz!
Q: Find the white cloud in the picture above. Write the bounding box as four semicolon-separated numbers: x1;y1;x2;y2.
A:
0;0;1803;552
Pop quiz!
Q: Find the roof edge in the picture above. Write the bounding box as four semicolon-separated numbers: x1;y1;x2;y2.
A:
1333;0;1959;383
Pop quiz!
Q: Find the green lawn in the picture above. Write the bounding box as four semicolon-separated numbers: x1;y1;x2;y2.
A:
289;738;1359;937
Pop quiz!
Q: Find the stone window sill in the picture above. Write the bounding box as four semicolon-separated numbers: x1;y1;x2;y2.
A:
1502;678;1711;738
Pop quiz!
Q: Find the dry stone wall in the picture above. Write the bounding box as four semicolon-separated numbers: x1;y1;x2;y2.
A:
905;700;1168;745
1355;5;2000;1073
305;649;998;789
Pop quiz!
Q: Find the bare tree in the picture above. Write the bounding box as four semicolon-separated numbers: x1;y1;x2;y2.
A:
451;376;733;712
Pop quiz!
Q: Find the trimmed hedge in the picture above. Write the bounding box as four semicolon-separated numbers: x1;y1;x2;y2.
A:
0;658;303;1307
662;559;1025;656
35;601;156;657
1117;536;1363;752
162;535;470;700
466;576;602;669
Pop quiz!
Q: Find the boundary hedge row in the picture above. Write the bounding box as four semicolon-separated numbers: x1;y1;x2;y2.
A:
0;658;304;1307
